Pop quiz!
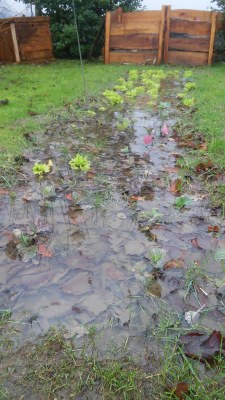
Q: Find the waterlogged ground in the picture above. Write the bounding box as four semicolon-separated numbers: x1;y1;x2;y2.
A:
1;69;225;354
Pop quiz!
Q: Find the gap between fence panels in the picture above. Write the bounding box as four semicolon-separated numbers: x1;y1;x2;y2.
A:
104;5;223;66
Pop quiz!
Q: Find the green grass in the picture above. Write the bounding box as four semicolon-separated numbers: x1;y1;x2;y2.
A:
0;60;134;164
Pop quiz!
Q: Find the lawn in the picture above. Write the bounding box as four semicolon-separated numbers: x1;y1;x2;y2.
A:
0;60;133;164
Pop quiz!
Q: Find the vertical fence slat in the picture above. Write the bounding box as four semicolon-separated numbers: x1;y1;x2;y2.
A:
117;7;122;23
163;5;171;64
208;12;217;65
104;11;111;64
157;5;166;64
10;23;20;63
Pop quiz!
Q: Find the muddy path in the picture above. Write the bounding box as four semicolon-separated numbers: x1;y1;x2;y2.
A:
1;69;225;356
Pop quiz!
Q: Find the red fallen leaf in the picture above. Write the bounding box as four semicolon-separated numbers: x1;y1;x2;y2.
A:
65;193;73;201
196;161;213;175
167;382;189;400
129;195;145;202
199;143;207;151
208;226;220;233
191;238;203;249
169;179;182;195
179;330;225;363
0;188;9;195
178;141;197;149
166;166;179;173
38;244;53;258
164;259;184;270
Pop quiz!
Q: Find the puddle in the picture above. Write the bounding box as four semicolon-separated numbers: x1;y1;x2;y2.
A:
1;75;225;349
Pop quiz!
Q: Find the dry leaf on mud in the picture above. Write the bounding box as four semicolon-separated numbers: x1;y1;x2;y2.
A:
0;188;9;195
164;259;184;270
191;238;203;249
208;226;220;233
167;382;189;400
179;330;225;363
38;244;53;258
169;179;182;194
65;193;73;201
195;161;213;175
129;195;145;202
199;143;207;151
166;166;179;173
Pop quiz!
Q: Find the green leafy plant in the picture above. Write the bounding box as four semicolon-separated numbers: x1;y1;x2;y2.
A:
138;208;163;223
182;97;195;107
174;196;191;209
103;90;124;105
69;154;91;172
184;82;197;91
147;248;166;265
32;160;52;176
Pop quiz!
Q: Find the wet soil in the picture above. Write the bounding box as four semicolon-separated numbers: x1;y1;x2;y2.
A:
1;75;225;357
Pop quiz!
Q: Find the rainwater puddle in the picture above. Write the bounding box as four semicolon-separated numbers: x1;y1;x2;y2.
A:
1;80;225;349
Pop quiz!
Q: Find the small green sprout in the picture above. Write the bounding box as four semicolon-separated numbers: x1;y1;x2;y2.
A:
184;82;196;91
69;154;91;172
32;160;52;176
182;98;195;107
174;196;191;209
184;70;193;79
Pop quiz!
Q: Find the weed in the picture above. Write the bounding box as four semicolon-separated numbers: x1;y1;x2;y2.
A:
116;118;129;131
32;160;53;176
174;195;191;209
147;248;166;266
103;90;124;106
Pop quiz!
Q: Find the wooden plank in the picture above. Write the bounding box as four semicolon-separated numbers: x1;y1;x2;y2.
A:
110;34;159;50
122;10;162;22
10;23;20;63
208;12;217;65
157;5;166;64
167;50;208;65
104;11;111;64
117;7;122;23
171;9;212;21
169;36;210;52
20;49;53;61
0;16;49;24
170;18;211;36
0;27;15;62
164;5;171;64
16;24;52;49
109;50;157;64
111;21;160;35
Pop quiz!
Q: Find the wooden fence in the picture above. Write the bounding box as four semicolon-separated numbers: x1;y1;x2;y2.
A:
105;6;223;66
0;16;53;63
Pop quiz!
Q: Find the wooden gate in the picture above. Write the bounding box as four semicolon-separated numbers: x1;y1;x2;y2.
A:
105;6;222;66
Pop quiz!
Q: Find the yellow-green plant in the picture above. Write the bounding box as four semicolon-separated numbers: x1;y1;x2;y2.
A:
32;160;53;176
103;90;124;105
69;154;91;172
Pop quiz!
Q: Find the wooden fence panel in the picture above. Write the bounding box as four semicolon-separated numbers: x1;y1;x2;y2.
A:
0;16;53;63
105;6;222;66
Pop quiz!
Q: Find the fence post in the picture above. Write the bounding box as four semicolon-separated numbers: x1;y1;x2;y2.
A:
10;23;21;63
208;12;217;65
163;5;171;64
117;7;122;23
104;11;111;64
157;5;166;64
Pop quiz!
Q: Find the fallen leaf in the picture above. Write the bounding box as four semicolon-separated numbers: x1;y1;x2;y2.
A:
143;134;154;145
65;193;73;201
38;244;53;258
199;143;207;151
208;226;220;233
117;213;127;219
164;259;184;270
166;166;179;173
179;330;225;363
191;238;203;249
196;161;213;175
129;195;145;202
167;382;189;400
161;123;169;135
169;179;182;195
0;188;9;195
185;304;205;325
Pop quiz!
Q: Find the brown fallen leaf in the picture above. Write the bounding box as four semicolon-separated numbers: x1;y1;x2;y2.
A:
191;238;203;249
164;259;184;270
166;166;179;173
196;161;213;175
169;179;182;195
129;195;145;202
167;382;189;400
38;244;53;258
199;143;207;151
179;330;225;363
208;226;220;233
0;188;9;195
